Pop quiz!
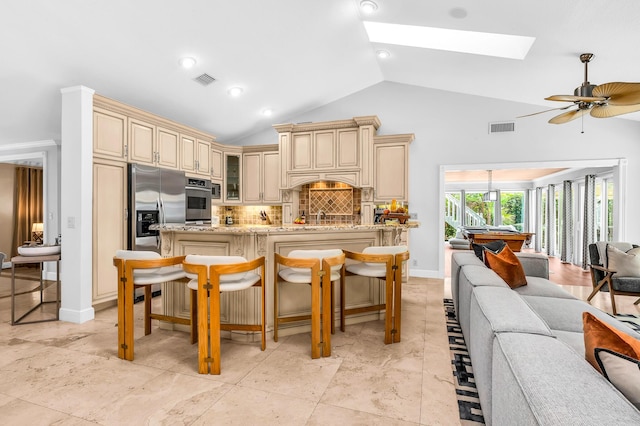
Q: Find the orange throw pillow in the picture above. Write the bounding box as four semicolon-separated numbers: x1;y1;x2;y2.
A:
483;245;527;288
583;312;640;373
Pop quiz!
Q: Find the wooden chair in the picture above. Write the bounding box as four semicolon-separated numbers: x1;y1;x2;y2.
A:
342;246;409;344
273;249;345;359
113;250;195;361
183;255;266;375
588;242;640;315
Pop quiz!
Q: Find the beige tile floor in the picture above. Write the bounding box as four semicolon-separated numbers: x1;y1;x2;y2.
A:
0;276;460;426
1;265;638;426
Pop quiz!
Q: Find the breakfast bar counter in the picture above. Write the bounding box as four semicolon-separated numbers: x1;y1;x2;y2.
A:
153;223;417;340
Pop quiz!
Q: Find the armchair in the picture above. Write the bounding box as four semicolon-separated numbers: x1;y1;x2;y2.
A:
588;242;640;315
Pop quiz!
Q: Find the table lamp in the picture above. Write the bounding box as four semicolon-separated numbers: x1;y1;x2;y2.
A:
31;222;43;244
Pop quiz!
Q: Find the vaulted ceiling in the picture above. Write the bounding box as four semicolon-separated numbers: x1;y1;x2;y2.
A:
2;0;639;147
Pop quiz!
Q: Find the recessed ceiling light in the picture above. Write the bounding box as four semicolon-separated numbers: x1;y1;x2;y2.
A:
261;108;274;117
179;57;197;69
363;21;535;60
450;7;468;19
227;87;244;97
376;50;390;59
360;1;378;14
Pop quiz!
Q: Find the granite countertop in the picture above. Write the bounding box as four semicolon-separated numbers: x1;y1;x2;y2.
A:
151;222;419;233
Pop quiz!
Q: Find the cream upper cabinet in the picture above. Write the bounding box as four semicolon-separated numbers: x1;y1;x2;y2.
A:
242;148;281;204
291;132;313;171
243;153;261;203
92;158;127;304
211;147;223;180
182;136;213;177
262;151;281;203
128;118;155;165
180;134;196;173
337;129;359;168
93;108;128;161
129;119;180;169
156;127;180;170
274;116;382;190
196;139;211;176
373;134;414;203
314;130;335;169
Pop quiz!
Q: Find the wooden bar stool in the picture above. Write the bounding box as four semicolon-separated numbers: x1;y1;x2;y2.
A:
273;249;345;359
342;246;409;344
183;255;266;375
113;250;195;361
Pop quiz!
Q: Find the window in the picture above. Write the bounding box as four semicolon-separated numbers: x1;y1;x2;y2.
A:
465;191;493;226
500;191;525;231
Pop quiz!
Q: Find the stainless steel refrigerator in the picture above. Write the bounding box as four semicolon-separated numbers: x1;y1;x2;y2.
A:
128;164;186;300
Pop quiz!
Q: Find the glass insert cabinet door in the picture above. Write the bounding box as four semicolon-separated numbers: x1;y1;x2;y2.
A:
226;154;240;201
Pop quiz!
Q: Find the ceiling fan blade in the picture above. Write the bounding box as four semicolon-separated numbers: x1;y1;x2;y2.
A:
548;108;589;124
545;94;605;103
590;103;640;118
593;82;640;105
517;104;573;118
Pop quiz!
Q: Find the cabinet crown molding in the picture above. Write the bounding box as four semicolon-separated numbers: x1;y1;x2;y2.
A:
273;116;380;134
93;94;216;142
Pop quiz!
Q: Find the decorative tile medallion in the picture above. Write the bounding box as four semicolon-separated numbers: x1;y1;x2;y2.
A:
309;187;353;215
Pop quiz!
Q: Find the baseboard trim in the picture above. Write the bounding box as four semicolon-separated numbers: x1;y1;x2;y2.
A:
59;307;95;324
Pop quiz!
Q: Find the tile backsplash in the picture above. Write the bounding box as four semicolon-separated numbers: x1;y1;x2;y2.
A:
212;182;361;226
213;205;282;225
300;182;361;225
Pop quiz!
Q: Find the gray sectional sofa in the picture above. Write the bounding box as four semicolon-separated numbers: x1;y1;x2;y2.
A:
451;251;640;425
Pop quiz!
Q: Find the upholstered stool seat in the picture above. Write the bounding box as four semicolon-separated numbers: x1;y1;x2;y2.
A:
343;245;409;344
183;255;266;375
113;250;194;361
274;249;345;359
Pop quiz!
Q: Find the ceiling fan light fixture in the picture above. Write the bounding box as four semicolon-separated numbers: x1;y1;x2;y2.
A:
360;1;378;14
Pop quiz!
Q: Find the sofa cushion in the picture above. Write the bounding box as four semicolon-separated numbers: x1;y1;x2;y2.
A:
450;252;486;315
595;348;640;410
520;295;638;335
469;287;552;423
583;312;640;373
484;245;527;289
457;265;509;341
492;333;640;425
515;252;550;279
512;276;577;299
607;245;640;277
552;329;585;355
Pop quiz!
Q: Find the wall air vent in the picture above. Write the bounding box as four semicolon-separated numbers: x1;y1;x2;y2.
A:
488;121;515;134
194;73;216;86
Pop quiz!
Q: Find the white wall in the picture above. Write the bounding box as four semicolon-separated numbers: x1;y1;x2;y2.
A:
236;81;640;277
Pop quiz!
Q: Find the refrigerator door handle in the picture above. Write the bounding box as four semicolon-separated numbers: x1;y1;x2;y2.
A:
160;198;167;225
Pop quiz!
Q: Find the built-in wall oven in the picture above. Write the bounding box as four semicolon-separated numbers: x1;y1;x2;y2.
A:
185;177;212;223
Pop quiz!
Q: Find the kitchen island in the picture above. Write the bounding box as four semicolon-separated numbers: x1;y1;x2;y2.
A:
153;223;417;341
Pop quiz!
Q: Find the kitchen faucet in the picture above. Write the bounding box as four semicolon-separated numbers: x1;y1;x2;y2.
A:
316;210;325;222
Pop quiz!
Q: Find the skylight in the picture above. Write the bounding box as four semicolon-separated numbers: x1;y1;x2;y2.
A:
363;21;535;60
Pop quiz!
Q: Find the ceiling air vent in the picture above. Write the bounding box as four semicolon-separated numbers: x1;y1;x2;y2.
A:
488;121;515;134
194;73;216;86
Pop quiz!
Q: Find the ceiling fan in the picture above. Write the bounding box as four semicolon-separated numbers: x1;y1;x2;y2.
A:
521;53;640;124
